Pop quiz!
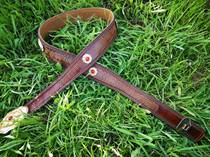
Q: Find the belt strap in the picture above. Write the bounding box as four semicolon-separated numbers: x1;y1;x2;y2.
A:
0;8;205;142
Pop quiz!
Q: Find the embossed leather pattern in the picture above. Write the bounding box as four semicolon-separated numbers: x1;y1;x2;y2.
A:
17;8;205;142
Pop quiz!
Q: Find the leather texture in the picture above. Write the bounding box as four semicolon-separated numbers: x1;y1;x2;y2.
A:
25;8;204;142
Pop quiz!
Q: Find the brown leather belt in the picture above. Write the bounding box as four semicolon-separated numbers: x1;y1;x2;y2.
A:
0;8;205;142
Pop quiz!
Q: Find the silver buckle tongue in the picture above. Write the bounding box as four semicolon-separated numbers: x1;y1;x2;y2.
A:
0;106;29;134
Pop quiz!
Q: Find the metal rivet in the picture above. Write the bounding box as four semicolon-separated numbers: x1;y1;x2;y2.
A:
82;54;92;64
89;67;97;76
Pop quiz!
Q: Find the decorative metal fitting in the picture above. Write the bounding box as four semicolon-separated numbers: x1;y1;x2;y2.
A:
89;67;98;76
82;54;92;64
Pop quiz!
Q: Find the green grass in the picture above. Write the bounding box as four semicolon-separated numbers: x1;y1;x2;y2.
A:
0;0;209;156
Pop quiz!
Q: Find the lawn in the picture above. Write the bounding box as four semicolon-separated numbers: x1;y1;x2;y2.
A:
0;0;209;156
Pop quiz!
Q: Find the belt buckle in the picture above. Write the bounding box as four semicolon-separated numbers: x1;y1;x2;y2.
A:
176;118;192;132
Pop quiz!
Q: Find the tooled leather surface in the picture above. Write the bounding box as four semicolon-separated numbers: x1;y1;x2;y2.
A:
27;8;116;112
44;47;205;142
25;8;204;142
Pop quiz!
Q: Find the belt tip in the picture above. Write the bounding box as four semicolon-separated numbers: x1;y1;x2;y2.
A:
0;106;29;134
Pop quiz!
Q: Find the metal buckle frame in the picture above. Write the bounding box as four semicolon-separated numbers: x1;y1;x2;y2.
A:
176;118;192;132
